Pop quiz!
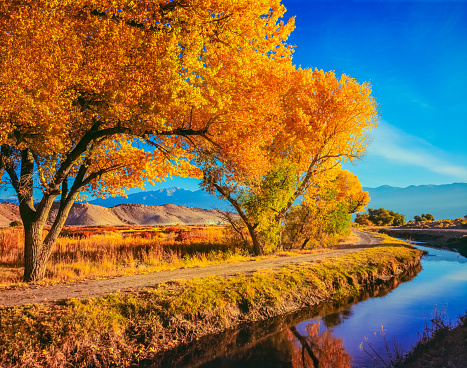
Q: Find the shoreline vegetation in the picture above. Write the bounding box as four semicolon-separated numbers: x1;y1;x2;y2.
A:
397;312;467;368
0;225;352;291
0;234;422;368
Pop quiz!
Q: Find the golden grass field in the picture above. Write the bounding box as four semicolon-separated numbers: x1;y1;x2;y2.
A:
0;225;254;287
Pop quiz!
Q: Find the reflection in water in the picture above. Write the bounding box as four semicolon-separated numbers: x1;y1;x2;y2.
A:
322;308;353;329
142;262;421;368
288;322;351;368
143;246;467;368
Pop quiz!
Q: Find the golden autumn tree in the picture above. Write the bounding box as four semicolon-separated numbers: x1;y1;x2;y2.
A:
283;170;370;249
273;68;377;224
201;67;377;254
0;0;294;281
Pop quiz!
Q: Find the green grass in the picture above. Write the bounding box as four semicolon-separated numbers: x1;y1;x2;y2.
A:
0;244;422;368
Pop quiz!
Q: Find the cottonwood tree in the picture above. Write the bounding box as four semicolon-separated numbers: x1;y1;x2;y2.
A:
283;170;370;249
272;68;378;226
202;68;377;254
0;0;294;281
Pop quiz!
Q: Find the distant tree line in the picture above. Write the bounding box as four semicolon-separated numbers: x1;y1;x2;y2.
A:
355;209;438;226
355;208;406;226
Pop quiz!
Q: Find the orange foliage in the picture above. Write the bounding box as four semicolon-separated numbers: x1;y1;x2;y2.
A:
0;0;295;281
288;322;351;368
0;0;295;196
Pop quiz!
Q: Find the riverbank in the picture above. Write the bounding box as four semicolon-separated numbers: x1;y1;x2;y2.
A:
379;227;467;258
0;237;421;368
398;313;467;368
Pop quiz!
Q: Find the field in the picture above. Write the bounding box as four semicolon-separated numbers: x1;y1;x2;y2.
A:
0;225;251;288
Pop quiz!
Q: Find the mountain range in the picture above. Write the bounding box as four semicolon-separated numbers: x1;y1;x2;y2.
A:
1;183;466;225
0;202;228;227
89;183;467;221
89;187;229;210
362;183;467;221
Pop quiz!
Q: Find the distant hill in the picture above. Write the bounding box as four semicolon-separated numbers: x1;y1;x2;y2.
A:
88;187;228;210
0;202;228;227
363;183;467;221
0;202;20;226
1;183;465;225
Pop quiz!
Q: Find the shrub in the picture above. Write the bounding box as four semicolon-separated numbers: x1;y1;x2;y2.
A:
366;208;406;226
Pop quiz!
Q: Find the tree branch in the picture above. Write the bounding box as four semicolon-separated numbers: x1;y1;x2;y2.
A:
0;145;21;195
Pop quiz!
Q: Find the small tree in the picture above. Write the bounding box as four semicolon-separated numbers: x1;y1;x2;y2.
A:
283;170;369;249
414;214;435;223
355;213;372;226
200;157;299;255
368;208;394;226
423;213;435;221
367;208;406;226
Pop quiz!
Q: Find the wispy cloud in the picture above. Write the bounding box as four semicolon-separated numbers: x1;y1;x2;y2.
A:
368;122;467;181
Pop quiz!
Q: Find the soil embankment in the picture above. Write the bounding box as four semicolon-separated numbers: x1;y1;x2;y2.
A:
0;232;423;367
0;230;380;308
381;227;467;257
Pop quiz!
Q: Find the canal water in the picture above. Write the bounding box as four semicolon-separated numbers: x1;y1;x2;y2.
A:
149;245;467;368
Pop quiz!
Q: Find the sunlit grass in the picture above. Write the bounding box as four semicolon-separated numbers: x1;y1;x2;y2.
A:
0;226;364;289
0;244;422;368
0;225;251;288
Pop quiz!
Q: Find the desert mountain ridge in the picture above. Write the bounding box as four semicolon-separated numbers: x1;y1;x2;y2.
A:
363;182;467;220
0;202;229;227
1;183;466;226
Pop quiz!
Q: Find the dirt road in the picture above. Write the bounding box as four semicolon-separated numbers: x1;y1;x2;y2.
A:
0;230;381;308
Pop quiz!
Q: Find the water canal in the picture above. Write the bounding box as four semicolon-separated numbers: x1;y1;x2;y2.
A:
149;244;467;367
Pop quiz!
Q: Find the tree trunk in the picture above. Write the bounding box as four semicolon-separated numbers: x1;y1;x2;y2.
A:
23;221;49;282
276;215;285;251
245;224;263;256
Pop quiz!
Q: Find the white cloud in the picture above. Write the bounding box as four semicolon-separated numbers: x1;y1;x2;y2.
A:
368;122;467;181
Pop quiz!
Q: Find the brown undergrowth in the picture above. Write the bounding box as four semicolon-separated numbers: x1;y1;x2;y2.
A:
0;226;338;290
0;226;244;288
0;243;422;368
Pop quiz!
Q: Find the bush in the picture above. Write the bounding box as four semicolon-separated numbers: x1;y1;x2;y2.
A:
414;213;435;223
366;208;406;226
9;221;22;227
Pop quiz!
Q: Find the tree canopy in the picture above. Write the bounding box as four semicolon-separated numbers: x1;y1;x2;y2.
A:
0;0;295;281
0;0;378;281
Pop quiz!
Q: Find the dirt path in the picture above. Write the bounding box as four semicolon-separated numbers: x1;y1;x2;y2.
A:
0;230;381;308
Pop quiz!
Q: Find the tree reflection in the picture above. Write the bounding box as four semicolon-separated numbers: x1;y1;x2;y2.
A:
288;322;351;368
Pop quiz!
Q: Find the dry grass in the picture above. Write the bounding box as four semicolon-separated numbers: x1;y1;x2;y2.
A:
403;218;467;229
0;226;358;289
0;244;422;368
0;225;251;288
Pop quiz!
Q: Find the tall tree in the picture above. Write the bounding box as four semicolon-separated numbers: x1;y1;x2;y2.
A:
202;68;377;253
0;0;294;281
273;68;378;225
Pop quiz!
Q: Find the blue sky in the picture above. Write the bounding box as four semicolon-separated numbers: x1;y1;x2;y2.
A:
148;0;467;191
2;0;466;199
283;0;467;187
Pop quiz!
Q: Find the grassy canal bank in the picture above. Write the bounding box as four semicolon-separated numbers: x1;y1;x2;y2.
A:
0;239;422;368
